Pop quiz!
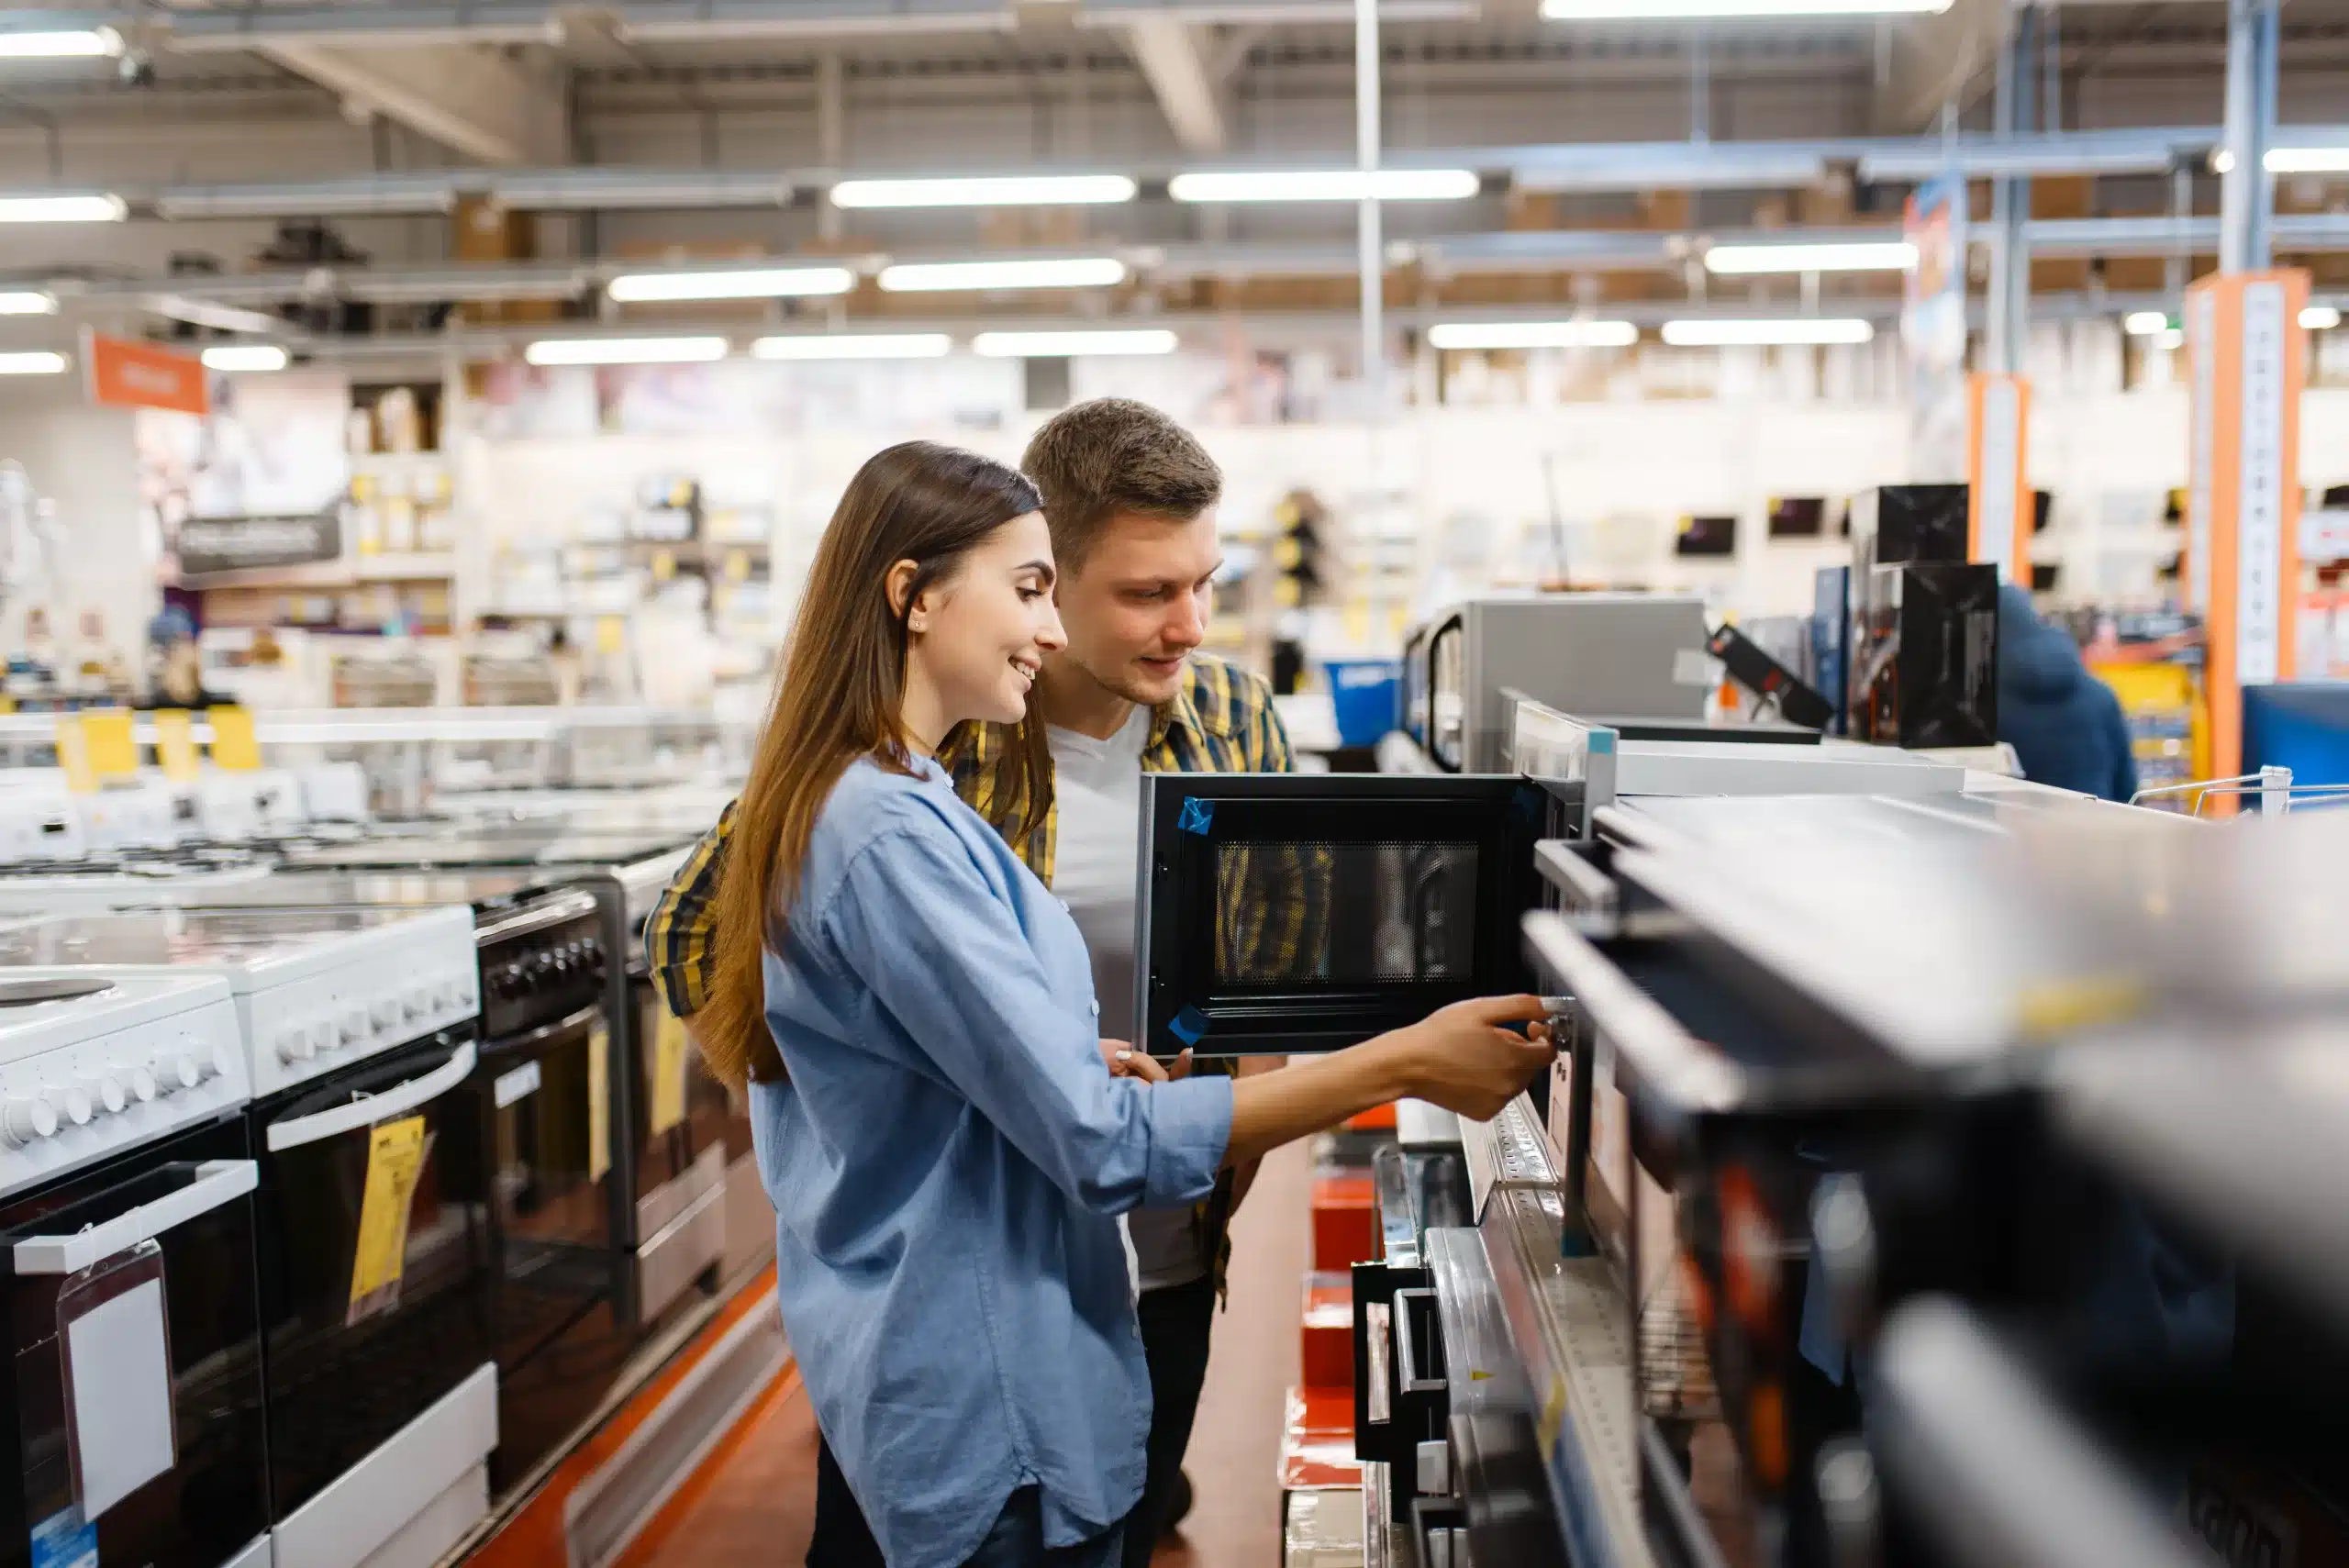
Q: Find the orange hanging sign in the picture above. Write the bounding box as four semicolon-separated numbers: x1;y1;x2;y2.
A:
83;331;209;417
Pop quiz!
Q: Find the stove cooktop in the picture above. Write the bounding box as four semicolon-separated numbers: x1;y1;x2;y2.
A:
0;906;461;980
284;827;705;873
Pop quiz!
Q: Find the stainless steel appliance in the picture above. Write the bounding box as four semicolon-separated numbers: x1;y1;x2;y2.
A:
0;972;266;1568
1132;773;1550;1057
1402;595;1711;773
0;906;494;1568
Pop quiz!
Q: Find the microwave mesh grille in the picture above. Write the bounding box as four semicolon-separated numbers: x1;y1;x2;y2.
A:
1210;840;1480;986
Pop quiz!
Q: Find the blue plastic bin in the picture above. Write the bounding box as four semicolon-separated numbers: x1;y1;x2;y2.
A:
1323;658;1401;748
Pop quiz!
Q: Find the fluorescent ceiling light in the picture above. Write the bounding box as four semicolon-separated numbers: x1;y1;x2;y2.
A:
1428;320;1638;350
1544;0;1946;15
971;329;1179;358
2266;147;2349;174
0;194;126;225
0;352;68;376
607;266;855;303
830;175;1138;209
2158;328;2187;350
1703;240;1915;274
878;257;1126;293
0;28;120;59
1661;317;1875;346
201;344;290;373
0;291;55;316
751;333;953;361
2123;311;2171;336
525;336;730;366
2304;306;2343;330
1168;170;1479;203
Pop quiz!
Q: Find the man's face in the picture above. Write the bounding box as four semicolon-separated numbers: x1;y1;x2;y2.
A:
1052;509;1221;707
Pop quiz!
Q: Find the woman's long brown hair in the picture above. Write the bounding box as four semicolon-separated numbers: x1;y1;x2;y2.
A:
699;440;1052;1089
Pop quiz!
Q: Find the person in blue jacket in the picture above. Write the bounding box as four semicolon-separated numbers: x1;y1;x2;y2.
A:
1997;584;2140;803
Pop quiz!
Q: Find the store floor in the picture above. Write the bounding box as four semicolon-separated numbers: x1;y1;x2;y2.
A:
625;1140;1313;1568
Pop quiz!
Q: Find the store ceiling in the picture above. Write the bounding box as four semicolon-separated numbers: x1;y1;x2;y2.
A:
0;0;2334;355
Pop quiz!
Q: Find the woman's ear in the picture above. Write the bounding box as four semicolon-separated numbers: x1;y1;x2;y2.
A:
885;559;920;621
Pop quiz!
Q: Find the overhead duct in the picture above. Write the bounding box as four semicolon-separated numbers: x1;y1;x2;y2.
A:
149;168;797;221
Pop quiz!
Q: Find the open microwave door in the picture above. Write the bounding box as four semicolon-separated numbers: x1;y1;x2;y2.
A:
1135;773;1547;1056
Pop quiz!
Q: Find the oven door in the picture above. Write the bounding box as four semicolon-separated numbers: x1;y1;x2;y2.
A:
626;967;724;1324
0;1121;267;1568
252;1033;495;1545
1136;773;1548;1056
1429;615;1468;773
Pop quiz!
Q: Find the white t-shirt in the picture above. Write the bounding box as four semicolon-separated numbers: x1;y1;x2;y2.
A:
1050;709;1208;1293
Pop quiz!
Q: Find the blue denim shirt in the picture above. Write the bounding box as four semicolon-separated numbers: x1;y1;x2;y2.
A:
751;755;1235;1568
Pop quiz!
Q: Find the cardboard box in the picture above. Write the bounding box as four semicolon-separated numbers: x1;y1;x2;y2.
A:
1853;562;2000;749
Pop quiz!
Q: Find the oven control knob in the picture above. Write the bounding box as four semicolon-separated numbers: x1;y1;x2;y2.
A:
151;1053;202;1095
50;1085;93;1128
79;1072;126;1117
277;1029;313;1064
340;1006;370;1045
0;1096;57;1146
405;985;430;1019
371;996;402;1030
206;1040;237;1082
123;1065;157;1105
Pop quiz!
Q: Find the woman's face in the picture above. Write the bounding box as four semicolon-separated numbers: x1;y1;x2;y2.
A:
907;510;1066;728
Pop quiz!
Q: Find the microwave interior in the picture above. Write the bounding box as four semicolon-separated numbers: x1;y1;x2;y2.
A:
1136;773;1547;1056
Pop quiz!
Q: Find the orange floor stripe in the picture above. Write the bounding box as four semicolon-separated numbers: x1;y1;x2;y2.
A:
612;1361;806;1568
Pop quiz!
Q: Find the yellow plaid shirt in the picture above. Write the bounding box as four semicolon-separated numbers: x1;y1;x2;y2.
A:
644;654;1300;1291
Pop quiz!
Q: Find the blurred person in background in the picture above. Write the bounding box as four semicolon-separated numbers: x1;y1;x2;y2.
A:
1997;584;2140;804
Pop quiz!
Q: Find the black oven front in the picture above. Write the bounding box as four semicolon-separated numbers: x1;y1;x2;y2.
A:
1136;773;1548;1057
0;1117;268;1568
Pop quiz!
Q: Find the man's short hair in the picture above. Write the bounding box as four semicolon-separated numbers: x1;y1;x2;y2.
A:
1021;397;1223;573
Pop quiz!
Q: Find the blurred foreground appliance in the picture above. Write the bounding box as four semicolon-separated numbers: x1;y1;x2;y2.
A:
0;973;266;1568
1851;562;2000;749
1401;596;1710;772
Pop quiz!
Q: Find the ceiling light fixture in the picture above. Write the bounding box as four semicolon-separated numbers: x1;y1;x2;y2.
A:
877;258;1127;293
2265;147;2349;174
201;344;290;373
0;28;121;59
829;175;1138;209
1543;0;1948;16
1167;169;1479;203
0;194;127;225
2123;311;2171;336
607;266;855;303
2305;306;2342;330
970;328;1179;358
1660;318;1876;346
751;333;955;361
1428;320;1638;350
0;291;56;316
0;352;69;376
524;336;730;367
1702;240;1916;274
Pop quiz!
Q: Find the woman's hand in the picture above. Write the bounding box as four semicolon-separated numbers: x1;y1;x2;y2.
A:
1382;995;1554;1122
1100;1040;1192;1084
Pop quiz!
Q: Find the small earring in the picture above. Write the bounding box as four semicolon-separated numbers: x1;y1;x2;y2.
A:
908;617;927;633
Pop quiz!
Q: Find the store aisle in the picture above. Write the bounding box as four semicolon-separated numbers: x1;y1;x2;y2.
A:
629;1139;1314;1568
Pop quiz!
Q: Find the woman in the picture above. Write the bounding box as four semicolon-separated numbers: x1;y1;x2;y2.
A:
698;441;1551;1568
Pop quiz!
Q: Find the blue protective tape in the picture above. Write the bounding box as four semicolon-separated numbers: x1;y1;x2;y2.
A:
1177;798;1215;836
30;1507;95;1568
1169;1006;1208;1045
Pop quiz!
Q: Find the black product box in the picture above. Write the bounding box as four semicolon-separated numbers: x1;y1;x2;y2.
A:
1852;562;1999;749
1851;484;1971;573
1813;565;1851;736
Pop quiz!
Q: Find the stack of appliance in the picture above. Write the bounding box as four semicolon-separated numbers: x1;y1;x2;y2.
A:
1833;483;2002;749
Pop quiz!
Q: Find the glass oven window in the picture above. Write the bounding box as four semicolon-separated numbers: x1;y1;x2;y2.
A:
480;1006;616;1367
0;1123;266;1568
1431;621;1466;771
257;1039;494;1522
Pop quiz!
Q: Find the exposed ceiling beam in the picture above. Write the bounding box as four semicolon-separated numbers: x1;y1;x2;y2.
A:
1873;0;2012;132
259;40;569;165
1125;17;1226;153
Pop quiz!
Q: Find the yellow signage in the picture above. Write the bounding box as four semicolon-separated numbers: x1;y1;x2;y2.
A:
348;1116;430;1322
82;709;137;780
208;706;262;772
650;1010;690;1137
587;1021;611;1184
152;710;201;784
51;717;96;795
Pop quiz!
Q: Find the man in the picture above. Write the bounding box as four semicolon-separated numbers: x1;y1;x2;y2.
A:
1995;584;2139;803
647;397;1302;1565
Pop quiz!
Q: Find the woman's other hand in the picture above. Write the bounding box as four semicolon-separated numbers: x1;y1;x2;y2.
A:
1386;995;1554;1122
1099;1040;1192;1084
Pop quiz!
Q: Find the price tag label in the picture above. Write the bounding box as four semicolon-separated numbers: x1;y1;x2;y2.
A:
151;710;200;784
587;1020;611;1184
51;717;96;795
81;710;137;780
651;550;677;583
596;617;626;655
348;1116;430;1324
650;1010;689;1137
207;706;262;772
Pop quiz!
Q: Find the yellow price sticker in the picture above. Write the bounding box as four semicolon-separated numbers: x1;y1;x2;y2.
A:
650;1010;690;1137
723;550;751;583
208;706;262;772
348;1115;431;1323
595;617;626;655
82;709;137;779
651;550;677;583
152;710;201;784
51;717;96;795
587;1020;611;1184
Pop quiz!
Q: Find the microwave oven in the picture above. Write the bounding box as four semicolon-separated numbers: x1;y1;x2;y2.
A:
1133;773;1552;1057
1402;596;1712;773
